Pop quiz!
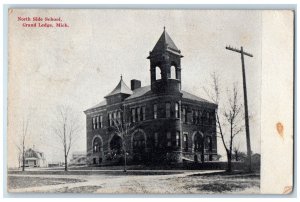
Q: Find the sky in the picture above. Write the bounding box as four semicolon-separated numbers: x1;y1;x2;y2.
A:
8;9;262;167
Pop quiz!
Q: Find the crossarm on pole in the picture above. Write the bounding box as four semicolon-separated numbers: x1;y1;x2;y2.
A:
225;46;253;57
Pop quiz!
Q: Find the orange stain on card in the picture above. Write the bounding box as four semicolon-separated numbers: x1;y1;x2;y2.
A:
276;122;284;138
283;186;292;194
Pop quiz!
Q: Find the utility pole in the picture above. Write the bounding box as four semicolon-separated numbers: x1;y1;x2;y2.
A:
225;46;253;172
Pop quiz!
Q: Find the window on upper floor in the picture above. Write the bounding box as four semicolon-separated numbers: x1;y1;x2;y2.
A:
175;102;180;118
195;111;199;124
99;115;103;128
108;113;112;126
156;67;161;80
117;111;121;124
170;65;176;79
166;102;171;118
197;110;202;124
154;132;158;147
96;116;99;129
192;110;196;124
137;107;141;122
182;107;187;123
131;108;136;123
167;132;171;147
141;106;146;121
92;117;96;130
112;112;117;126
176;131;180;147
153;104;157;119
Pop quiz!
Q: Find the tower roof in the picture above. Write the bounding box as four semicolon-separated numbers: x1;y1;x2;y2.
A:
105;75;133;97
150;27;182;57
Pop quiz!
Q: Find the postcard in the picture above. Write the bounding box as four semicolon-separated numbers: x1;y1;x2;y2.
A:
6;9;294;194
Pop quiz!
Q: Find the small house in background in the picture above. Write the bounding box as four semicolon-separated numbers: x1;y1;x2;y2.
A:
24;148;47;167
70;151;86;166
48;161;64;167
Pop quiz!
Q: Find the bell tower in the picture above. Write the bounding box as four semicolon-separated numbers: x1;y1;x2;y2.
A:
147;27;183;94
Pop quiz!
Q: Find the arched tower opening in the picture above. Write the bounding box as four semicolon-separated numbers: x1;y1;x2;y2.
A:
147;28;183;94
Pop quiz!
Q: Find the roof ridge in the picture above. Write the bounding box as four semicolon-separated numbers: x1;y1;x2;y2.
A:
152;28;180;53
105;77;133;97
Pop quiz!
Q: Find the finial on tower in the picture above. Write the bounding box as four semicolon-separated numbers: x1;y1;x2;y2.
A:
120;74;123;80
163;26;165;31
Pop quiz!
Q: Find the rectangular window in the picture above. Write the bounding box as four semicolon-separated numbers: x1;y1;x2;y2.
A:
92;117;96;130
113;112;117;126
167;132;171;139
153;104;157;119
100;116;103;128
167;132;171;147
176;132;180;147
166;102;171;118
131;108;136;123
109;113;112;126
96;116;99;129
175;102;179;118
142;106;146;121
192;110;196;124
182;108;187;123
137;107;141;122
154;132;158;147
195;111;199;124
117;111;121;124
198;110;201;124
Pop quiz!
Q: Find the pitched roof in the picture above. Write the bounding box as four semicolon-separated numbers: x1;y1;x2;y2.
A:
105;76;133;97
86;100;107;111
125;85;215;105
86;85;215;111
152;28;181;54
125;86;152;100
25;148;43;159
181;90;214;104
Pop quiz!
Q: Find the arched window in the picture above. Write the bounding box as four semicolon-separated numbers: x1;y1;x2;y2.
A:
194;132;204;152
132;131;146;153
156;66;161;80
205;136;213;151
183;133;188;151
93;137;102;153
110;135;122;154
170;65;176;79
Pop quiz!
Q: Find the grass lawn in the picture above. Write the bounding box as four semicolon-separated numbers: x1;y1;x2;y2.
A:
8;176;85;189
7;170;260;194
8;170;184;176
177;171;260;193
50;186;104;193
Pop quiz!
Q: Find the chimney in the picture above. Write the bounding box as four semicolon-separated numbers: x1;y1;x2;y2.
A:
131;79;141;90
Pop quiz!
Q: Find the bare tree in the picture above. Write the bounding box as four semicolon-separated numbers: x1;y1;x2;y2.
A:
233;146;247;162
110;106;139;172
222;84;244;171
52;106;81;171
15;117;30;171
16;145;22;168
204;72;244;172
233;145;240;162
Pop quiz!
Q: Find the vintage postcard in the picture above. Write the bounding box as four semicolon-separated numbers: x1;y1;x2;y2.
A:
6;9;294;194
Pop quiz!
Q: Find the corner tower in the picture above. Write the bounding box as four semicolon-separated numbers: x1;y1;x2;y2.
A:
147;27;183;94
